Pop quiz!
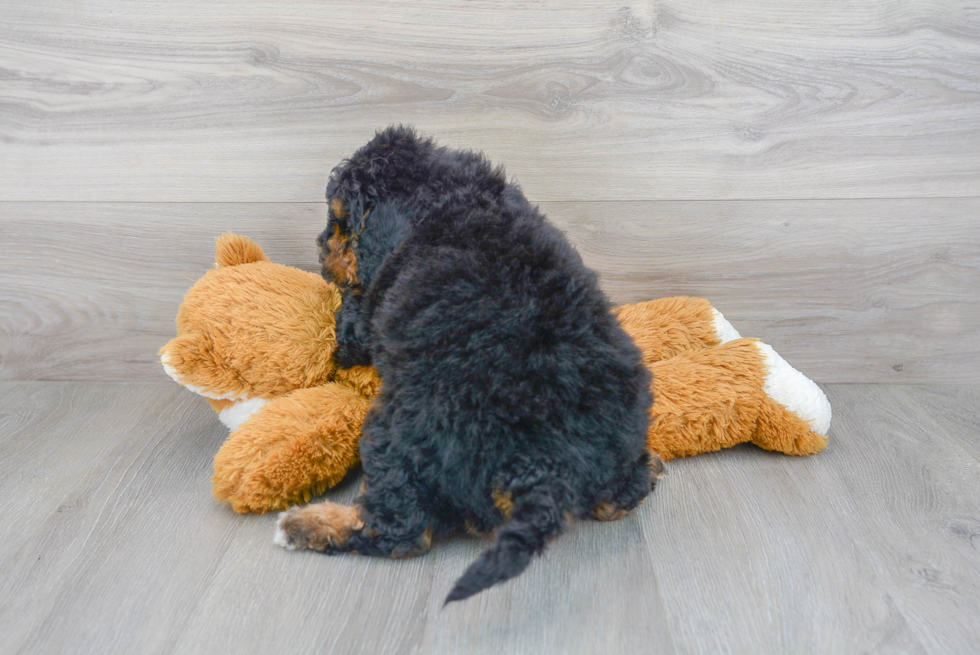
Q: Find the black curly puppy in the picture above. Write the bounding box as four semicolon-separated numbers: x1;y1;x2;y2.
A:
275;126;657;604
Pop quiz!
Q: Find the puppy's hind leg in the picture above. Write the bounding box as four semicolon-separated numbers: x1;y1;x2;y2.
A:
275;473;433;559
592;451;661;521
275;501;364;552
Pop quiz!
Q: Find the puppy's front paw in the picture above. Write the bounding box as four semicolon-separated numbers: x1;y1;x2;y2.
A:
274;503;364;552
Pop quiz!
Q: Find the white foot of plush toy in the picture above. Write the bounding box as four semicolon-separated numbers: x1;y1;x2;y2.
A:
643;332;830;460
756;342;832;436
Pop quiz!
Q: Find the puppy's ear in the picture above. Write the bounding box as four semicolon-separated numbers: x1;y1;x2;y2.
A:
341;200;413;289
215;233;270;267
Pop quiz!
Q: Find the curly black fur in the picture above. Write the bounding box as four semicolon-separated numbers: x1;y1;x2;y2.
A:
316;126;655;603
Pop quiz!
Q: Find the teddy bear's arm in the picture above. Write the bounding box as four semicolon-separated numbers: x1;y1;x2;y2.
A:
212;383;370;513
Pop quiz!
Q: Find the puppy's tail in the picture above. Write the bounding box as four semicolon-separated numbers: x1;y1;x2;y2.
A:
444;484;565;605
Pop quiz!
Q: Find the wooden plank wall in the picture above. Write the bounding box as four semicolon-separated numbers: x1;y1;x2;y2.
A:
1;0;978;382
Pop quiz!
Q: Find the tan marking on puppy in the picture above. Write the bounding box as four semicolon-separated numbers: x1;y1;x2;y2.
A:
391;527;434;559
322;225;360;286
274;502;364;551
491;487;514;518
592;503;629;521
592;456;661;521
330;197;348;219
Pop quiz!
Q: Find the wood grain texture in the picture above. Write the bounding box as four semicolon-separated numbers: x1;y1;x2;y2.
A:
0;381;233;654
2;381;979;653
417;506;675;654
891;384;980;463
809;385;980;654
2;199;977;383
634;442;926;653
1;0;979;201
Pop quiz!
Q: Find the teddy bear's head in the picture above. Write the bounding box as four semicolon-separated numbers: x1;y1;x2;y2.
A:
159;233;346;423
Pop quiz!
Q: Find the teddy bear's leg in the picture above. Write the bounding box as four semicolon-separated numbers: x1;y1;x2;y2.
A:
614;297;741;365
647;339;830;460
751;342;831;455
647;339;767;460
211;383;369;513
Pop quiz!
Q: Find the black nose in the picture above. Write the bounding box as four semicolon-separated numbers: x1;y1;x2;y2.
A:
316;231;327;248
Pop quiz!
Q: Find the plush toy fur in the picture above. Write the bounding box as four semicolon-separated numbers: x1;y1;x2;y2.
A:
616;297;831;459
161;234;830;517
161;234;381;511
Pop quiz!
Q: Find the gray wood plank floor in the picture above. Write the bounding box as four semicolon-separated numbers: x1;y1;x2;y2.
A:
2;381;978;654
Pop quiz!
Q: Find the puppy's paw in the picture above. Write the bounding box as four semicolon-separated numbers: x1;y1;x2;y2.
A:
274;502;364;552
273;512;298;550
648;452;665;483
592;503;629;521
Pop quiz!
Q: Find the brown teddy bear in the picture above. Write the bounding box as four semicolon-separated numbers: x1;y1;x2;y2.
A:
160;234;830;513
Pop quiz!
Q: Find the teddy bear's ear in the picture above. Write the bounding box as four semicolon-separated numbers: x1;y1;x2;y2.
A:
215;233;270;267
